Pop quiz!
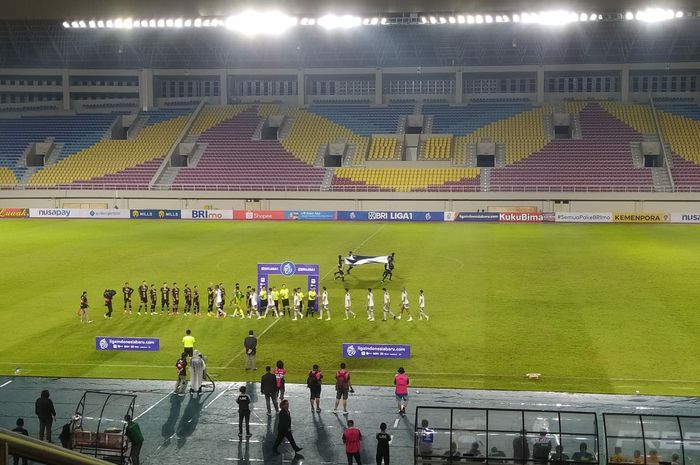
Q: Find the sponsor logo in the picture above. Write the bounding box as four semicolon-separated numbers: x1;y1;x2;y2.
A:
234;210;285;220
499;212;544;222
368;211;414;221
555;213;613;223
613;213;669;223
349;212;356;220
130;209;180;219
682;214;700;221
444;211;457;222
342;342;411;359
346;345;357;357
0;208;29;218
36;209;71;217
671;213;700;223
455;212;500;222
280;261;297;277
99;338;109;350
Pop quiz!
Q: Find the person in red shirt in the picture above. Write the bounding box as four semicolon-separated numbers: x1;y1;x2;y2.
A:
342;419;363;465
274;360;287;401
334;362;353;414
394;367;409;416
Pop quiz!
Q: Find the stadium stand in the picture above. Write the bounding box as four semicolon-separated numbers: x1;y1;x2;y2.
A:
599;102;656;134
489;102;654;190
172;108;325;190
281;108;368;165
420;136;452;160
368;137;398;160
188;105;249;135
332;167;480;192
425;102;536;135
307;104;413;135
0;114;117;183
454;106;551;165
656;102;700;188
28;109;190;188
0;167;16;186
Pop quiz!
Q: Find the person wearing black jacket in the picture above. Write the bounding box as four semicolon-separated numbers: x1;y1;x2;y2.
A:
513;429;530;465
261;366;279;415
272;400;302;456
35;390;56;442
236;386;252;438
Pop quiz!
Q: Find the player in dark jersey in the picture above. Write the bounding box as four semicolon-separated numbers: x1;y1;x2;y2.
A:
207;283;214;317
149;284;157;315
193;285;200;316
122;282;134;314
381;253;395;283
334;255;345;281
160;282;170;313
171;282;180;315
184;284;192;315
138;281;149;313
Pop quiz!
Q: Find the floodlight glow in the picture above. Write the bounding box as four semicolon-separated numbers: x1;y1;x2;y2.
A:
165;18;174;27
193;18;202;27
475;14;484;24
495;15;503;22
420;16;428;23
155;19;164;27
124;18;133;28
457;15;465;23
625;11;634;19
115;18;124;28
512;14;521;22
225;11;298;36
439;16;447;24
98;20;105;28
106;19;114;28
202;18;210;26
380;17;387;25
675;10;684;17
62;21;70;28
580;13;588;21
502;15;510;22
173;18;182;27
77;20;85;28
448;16;456;23
71;21;79;28
538;10;580;25
485;14;493;23
429;16;437;24
467;15;475;24
635;7;675;22
133;20;140;28
318;14;361;29
589;13;598;21
148;19;155;27
362;18;370;25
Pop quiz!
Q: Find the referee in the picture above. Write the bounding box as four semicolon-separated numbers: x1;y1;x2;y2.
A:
182;329;196;357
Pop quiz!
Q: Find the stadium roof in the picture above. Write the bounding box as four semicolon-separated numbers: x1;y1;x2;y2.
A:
3;0;699;20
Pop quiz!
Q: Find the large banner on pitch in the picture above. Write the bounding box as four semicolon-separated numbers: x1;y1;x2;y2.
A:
342;343;411;359
95;336;160;351
337;211;443;222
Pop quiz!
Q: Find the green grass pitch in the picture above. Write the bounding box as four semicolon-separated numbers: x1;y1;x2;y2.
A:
1;219;700;396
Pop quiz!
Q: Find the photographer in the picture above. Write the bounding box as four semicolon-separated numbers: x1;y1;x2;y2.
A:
103;289;116;319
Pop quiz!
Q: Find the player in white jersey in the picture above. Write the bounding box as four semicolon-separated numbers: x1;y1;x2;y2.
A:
398;287;413;321
292;288;303;321
344;288;356;320
418;289;429;320
318;286;331;320
215;285;227;318
381;288;397;321
266;287;278;318
366;288;375;321
250;289;260;319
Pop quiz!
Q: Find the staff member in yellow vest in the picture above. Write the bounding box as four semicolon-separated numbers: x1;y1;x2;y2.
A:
259;287;269;318
182;329;196;357
271;286;280;317
306;287;318;318
279;285;290;317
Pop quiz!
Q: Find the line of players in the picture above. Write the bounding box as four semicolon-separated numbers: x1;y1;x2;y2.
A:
114;282;429;321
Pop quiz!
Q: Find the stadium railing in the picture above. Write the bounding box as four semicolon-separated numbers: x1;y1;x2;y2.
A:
0;183;692;192
0;428;112;465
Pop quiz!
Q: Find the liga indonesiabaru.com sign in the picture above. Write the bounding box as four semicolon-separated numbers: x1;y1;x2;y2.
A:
342;343;410;359
95;336;160;351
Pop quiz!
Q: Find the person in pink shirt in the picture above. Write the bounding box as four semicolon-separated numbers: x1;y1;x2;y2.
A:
394;367;409;416
342;419;363;465
274;360;287;401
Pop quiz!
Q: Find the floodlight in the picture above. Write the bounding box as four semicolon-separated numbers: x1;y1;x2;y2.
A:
429;16;437;24
172;18;181;27
318;14;361;29
625;11;634;19
308;18;316;25
580;13;588;21
448;16;456;23
512;14;521;22
124;18;133;28
675;10;684;17
485;14;493;23
193;18;202;27
98;20;105;28
502;15;510;22
88;20;97;28
475;14;484;24
635;7;674;22
71;21;79;28
165;18;174;27
106;19;114;28
467;15;475;24
438;16;447;23
139;20;148;27
202;18;210;27
420;16;427;23
115;18;124;28
495;15;503;22
362;18;370;25
457;15;465;23
589;13;598;21
133;20;140;28
380;17;387;24
226;11;298;36
62;21;71;28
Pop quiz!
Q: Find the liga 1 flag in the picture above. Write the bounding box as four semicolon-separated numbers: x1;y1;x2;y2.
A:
344;255;390;266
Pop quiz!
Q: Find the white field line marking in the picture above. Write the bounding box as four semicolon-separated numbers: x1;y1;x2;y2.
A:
221;223;386;370
133;392;171;421
393;418;400;428
205;382;236;409
0;380;13;388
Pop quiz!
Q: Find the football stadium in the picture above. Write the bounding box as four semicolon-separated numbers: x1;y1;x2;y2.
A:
2;0;700;463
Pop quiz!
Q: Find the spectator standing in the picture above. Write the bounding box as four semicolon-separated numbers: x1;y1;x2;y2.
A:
334;362;353;414
124;414;144;465
343;419;363;465
189;350;206;394
236;385;252;438
394;367;409;416
182;329;195;357
11;418;29;465
35;390;56;443
175;352;188;396
261;366;279;415
272;400;303;455
275;360;287;401
307;364;323;413
244;330;257;370
513;429;530;465
376;422;391;465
